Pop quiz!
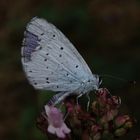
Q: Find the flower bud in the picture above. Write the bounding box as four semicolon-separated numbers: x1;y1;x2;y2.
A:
98;88;109;106
91;101;99;114
93;132;101;140
100;109;118;124
114;128;127;137
103;123;109;130
65;102;74;113
124;121;133;129
115;115;130;128
106;109;118;121
91;124;102;134
112;96;121;106
75;104;82;113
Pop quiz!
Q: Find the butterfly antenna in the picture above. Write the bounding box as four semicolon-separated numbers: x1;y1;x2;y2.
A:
99;74;136;87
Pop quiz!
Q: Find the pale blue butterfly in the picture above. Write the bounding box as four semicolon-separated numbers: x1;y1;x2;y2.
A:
21;17;100;105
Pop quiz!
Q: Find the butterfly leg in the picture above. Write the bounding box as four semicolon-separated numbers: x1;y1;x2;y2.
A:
64;94;83;120
76;94;83;105
64;111;70;121
86;93;90;111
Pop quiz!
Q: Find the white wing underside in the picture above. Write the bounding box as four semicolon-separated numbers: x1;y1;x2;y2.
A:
21;17;97;95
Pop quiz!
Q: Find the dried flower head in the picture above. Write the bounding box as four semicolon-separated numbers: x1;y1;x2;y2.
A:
36;88;135;140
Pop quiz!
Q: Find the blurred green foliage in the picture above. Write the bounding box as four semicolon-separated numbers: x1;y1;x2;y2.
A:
0;0;140;139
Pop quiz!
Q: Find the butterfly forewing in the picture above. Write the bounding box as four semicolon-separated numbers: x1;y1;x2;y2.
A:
21;17;97;94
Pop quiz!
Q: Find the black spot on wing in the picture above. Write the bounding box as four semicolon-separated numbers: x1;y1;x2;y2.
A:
60;47;63;50
46;81;50;84
88;80;90;82
76;65;78;68
34;82;37;85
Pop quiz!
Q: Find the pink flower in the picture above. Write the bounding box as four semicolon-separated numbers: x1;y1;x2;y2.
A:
115;115;132;128
44;105;71;138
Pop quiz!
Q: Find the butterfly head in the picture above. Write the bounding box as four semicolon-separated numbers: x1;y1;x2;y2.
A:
81;75;101;94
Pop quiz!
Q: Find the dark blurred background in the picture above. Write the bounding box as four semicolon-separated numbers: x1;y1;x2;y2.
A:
0;0;140;140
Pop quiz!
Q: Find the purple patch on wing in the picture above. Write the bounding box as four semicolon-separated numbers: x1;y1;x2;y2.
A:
22;31;39;62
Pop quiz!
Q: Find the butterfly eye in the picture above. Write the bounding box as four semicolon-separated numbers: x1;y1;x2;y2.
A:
53;34;55;37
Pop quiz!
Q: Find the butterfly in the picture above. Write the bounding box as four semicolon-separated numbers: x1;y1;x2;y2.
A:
21;17;100;105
